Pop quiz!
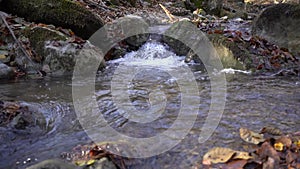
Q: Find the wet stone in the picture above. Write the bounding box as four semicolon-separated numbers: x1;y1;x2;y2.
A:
0;62;15;79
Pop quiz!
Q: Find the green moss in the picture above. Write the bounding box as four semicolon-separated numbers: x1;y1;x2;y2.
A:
22;26;67;61
191;0;204;8
0;0;103;39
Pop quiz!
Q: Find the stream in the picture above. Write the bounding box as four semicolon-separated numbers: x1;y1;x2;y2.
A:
0;40;300;168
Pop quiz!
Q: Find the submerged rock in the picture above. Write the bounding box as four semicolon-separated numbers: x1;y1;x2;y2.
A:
252;4;300;55
26;158;118;169
26;159;77;169
88;157;118;169
0;101;48;132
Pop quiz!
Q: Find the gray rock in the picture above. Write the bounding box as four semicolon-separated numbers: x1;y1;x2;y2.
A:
125;33;149;49
88;158;117;169
0;62;15;79
163;21;247;69
252;4;300;55
14;26;105;76
26;159;77;169
44;41;106;76
9;102;47;131
122;15;150;49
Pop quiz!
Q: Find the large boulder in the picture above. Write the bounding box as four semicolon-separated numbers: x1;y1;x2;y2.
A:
252;4;300;55
0;0;104;39
162;21;247;70
12;26;105;76
44;41;106;76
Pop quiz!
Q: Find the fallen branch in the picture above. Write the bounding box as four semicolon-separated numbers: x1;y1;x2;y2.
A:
0;12;42;75
159;4;178;22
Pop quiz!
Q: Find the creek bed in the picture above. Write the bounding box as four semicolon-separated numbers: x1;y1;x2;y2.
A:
0;42;299;169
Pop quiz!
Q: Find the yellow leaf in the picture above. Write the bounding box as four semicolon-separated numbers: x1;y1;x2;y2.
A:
276;136;292;148
274;142;284;151
260;126;283;135
0;54;6;59
240;128;265;144
86;159;96;166
75;160;86;166
295;140;300;149
233;151;253;160
203;147;236;165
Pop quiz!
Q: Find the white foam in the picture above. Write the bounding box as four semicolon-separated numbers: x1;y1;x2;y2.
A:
220;68;251;74
109;42;186;69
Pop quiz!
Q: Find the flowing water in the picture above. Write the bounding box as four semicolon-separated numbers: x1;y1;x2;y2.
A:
0;41;299;168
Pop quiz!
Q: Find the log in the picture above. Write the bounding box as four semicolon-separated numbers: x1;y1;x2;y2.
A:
0;0;104;39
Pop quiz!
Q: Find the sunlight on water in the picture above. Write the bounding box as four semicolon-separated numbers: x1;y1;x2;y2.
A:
109;42;186;69
220;68;251;74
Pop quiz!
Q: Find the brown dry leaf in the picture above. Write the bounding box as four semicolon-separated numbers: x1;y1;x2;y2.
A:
286;150;298;164
213;29;223;34
263;157;276;169
3;102;20;114
240;128;265;144
282;51;297;61
257;142;280;162
233;151;253;160
223;159;248;169
260;126;283;136
202;147;236;165
276;136;292;148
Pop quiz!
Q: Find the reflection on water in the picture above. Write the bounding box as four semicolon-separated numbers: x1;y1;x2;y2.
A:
0;42;299;168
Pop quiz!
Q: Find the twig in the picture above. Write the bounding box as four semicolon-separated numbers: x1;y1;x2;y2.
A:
0;12;42;75
159;3;178;22
83;0;120;12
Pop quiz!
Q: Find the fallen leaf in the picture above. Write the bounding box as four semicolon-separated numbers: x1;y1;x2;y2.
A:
3;102;20;114
224;159;248;169
203;147;236;165
233;151;253;160
274;142;284;151
263;157;276;169
295;140;300;149
286;150;297;164
0;54;6;59
276;136;292;148
260;126;283;135
214;29;223;34
86;159;96;165
240;128;265;144
75;160;87;166
257;64;264;70
257;142;280;162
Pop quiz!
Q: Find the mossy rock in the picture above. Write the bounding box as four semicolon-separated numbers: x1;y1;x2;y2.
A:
22;26;67;61
207;34;248;70
0;0;104;39
26;159;76;169
162;21;248;70
252;3;300;55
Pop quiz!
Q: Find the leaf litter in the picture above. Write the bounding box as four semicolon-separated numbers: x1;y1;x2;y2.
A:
202;126;300;169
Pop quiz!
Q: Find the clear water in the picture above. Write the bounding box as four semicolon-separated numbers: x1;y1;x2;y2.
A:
0;42;299;168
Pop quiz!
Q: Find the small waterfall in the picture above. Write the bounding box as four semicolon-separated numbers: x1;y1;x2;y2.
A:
109;41;186;69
